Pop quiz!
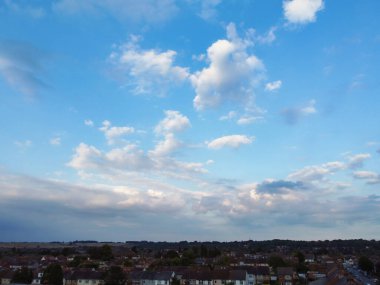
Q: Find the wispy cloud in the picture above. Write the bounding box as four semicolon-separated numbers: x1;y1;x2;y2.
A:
0;41;48;97
53;0;178;24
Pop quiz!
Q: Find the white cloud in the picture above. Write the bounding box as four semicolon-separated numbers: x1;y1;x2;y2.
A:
190;23;264;110
154;110;191;135
347;153;371;169
151;110;190;156
257;27;277;44
300;99;317;114
84;119;94;127
207;135;254;149
50;137;61;146
109;36;189;95
53;0;178;24
14;140;32;149
219;111;237;121
99;120;134;145
150;133;181;156
283;0;324;24
288;161;345;182
237;115;262;125
265;80;282;91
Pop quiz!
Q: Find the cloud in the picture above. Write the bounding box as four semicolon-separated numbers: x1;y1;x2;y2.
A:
50;137;61;146
99;120;135;145
154;110;191;135
109;36;189;95
347;153;371;169
283;0;324;24
265;80;282;91
2;149;380;241
197;0;222;20
353;171;380;184
53;0;178;24
281;99;317;124
190;23;264;110
219;111;237;121
151;110;190;156
3;0;45;18
207;135;254;149
288;161;345;183
14;140;32;149
84;119;94;127
150;133;181;157
256;27;277;44
256;179;305;194
0;41;47;96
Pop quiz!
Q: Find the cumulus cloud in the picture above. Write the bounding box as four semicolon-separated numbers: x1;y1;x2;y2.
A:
283;0;324;24
190;23;264;110
0;41;47;96
109;36;189;95
151;110;190;156
53;0;178;24
99;120;134;145
265;80;282;91
207;135;254;149
281;99;317;124
150;133;181;157
154;110;190;135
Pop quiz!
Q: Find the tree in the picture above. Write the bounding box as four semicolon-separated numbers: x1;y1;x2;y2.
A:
104;266;125;285
358;256;374;273
268;255;287;269
88;244;113;261
294;251;305;264
12;267;33;284
42;263;63;285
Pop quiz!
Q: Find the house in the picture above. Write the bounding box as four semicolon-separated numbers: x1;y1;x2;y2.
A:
277;267;293;285
180;270;213;285
64;270;105;285
129;271;174;285
305;254;315;263
245;267;270;285
32;271;44;284
0;271;13;285
227;270;247;285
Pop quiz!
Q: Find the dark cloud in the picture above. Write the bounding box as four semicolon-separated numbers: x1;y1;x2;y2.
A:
281;108;302;125
256;180;305;194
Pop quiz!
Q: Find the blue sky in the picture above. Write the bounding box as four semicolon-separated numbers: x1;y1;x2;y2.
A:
0;0;379;241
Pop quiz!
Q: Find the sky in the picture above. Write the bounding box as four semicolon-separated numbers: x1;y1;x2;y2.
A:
0;0;379;242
